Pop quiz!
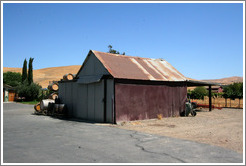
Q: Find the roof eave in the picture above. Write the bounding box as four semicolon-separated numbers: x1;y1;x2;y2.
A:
186;80;221;87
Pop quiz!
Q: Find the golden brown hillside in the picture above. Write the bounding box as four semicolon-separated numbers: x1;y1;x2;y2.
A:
3;65;81;88
4;66;243;88
201;76;243;85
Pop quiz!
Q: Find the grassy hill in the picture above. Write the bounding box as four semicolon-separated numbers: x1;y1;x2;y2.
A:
4;66;243;88
3;65;81;88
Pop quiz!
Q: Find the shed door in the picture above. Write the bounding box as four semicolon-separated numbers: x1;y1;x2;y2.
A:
9;92;15;102
87;81;105;122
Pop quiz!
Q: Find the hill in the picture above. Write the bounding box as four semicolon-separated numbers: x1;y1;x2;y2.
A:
3;65;81;88
201;76;243;85
3;66;243;88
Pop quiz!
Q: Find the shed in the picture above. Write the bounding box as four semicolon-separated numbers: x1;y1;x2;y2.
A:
3;84;16;102
58;50;216;123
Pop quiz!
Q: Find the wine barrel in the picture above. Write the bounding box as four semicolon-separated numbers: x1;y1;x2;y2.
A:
63;73;74;81
48;82;59;91
49;92;58;100
40;99;55;110
54;104;66;114
34;103;41;112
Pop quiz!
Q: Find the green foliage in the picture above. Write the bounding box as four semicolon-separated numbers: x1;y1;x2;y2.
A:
223;82;243;100
3;71;22;87
38;88;50;101
108;45;125;55
189;87;208;100
28;57;34;85
22;59;27;83
187;89;192;99
17;80;41;101
217;92;223;98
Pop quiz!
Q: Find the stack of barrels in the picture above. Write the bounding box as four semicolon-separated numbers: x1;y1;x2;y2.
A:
48;81;59;100
34;73;74;116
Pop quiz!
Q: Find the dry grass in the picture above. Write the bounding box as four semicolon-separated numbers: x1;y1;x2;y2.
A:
3;66;81;88
157;114;163;120
115;108;243;153
191;97;243;108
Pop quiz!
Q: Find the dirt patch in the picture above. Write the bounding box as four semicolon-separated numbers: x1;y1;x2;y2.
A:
114;108;243;153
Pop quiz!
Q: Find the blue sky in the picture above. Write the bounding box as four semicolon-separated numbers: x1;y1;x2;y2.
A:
3;2;243;80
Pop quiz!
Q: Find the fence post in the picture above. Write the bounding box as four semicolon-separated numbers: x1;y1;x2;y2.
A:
209;85;212;111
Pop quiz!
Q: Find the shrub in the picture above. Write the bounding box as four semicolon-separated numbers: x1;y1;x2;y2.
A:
17;80;42;101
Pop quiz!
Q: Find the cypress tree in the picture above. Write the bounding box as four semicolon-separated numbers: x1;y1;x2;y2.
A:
28;57;34;85
22;59;27;83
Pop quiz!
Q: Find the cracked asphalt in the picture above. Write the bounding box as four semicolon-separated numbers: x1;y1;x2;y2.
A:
3;103;243;163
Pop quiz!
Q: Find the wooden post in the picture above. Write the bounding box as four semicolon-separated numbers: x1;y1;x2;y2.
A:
239;98;240;108
209;85;212;111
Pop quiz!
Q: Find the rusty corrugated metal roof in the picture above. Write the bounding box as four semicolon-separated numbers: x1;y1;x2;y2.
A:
92;50;187;81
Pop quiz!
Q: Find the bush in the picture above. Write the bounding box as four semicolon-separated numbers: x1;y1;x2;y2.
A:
17;80;42;101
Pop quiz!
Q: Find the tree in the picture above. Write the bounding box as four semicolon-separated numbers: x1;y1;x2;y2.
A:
222;82;243;107
28;57;34;85
17;80;41;101
191;87;208;100
187;89;192;99
108;45;125;55
3;72;22;87
22;59;27;83
223;83;243;100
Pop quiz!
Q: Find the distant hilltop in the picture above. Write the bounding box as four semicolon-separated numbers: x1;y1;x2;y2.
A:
3;66;243;88
201;76;243;85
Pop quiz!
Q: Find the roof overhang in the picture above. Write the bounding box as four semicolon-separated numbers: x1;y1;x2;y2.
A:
186;80;221;87
77;75;103;84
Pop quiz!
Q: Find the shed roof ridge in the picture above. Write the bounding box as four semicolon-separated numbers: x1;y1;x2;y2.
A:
91;50;166;61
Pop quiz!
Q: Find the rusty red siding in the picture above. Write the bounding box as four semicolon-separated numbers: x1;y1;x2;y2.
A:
115;83;187;122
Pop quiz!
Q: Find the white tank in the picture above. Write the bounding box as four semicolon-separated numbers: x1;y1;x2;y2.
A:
40;99;55;110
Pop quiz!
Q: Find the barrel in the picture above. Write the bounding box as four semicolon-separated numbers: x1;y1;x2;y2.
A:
54;104;66;114
47;102;55;114
49;92;58;100
40;99;55;111
34;103;41;112
63;73;74;81
48;82;59;91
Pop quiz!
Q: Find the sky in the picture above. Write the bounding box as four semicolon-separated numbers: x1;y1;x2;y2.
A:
2;2;244;80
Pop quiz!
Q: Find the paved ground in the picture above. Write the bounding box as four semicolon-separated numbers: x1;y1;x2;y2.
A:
2;103;243;163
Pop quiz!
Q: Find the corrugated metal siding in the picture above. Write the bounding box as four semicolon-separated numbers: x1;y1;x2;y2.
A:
77;52;110;78
59;80;111;122
92;50;187;81
115;83;187;122
106;79;114;123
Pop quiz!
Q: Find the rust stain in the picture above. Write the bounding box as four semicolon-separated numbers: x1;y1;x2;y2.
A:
92;50;187;82
115;83;187;122
130;58;155;80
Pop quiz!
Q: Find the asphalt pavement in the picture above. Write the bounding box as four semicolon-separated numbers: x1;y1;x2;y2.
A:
2;102;243;163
